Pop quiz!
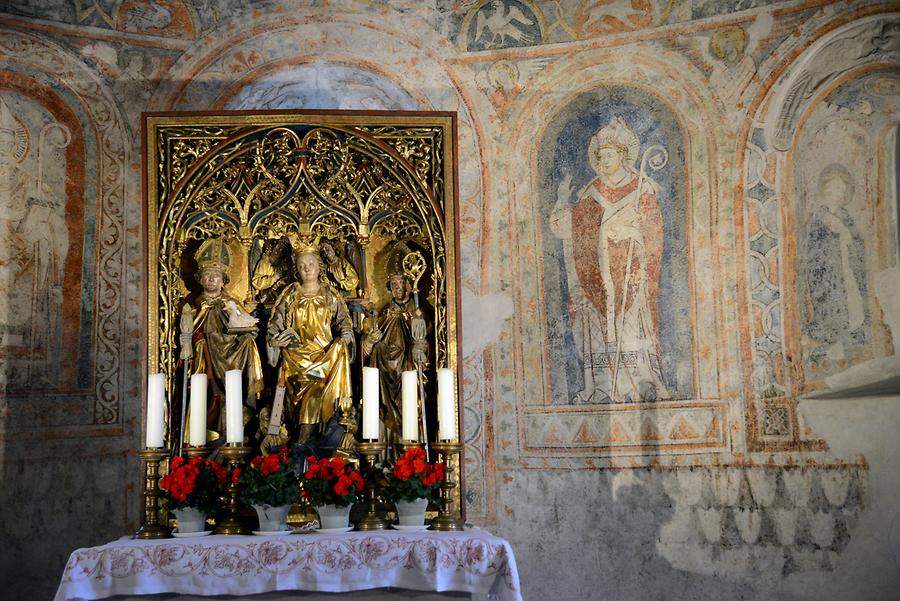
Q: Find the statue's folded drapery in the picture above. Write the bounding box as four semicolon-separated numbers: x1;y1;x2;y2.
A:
189;294;263;429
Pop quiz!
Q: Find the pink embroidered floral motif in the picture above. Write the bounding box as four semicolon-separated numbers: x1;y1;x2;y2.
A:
359;538;390;566
257;542;289;568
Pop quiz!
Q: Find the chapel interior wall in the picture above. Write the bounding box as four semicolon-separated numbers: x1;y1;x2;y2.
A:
0;2;898;600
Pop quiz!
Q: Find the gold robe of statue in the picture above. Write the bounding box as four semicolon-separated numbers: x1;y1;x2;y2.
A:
267;283;353;427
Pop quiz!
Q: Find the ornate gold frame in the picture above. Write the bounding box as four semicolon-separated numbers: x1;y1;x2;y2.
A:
142;110;463;512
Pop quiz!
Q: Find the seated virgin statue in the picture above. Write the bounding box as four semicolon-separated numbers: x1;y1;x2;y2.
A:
265;238;354;445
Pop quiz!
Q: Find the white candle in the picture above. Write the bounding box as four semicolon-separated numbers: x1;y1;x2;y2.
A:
146;373;166;448
437;368;457;441
401;370;418;441
225;370;243;444
188;373;207;446
362;366;380;440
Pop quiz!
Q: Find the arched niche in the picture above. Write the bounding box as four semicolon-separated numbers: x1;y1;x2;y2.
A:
766;15;900;152
505;49;735;462
0;29;128;427
784;67;900;398
756;13;900;399
147;12;492;517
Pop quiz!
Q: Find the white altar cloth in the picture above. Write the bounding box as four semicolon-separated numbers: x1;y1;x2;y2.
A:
54;528;522;601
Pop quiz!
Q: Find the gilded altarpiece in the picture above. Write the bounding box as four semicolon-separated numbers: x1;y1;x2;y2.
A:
143;111;463;508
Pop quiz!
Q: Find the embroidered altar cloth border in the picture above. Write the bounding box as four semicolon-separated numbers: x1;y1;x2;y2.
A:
54;528;522;601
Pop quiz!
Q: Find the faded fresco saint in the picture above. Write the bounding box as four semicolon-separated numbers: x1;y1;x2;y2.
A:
0;92;75;393
793;71;900;382
803;164;869;359
542;88;691;404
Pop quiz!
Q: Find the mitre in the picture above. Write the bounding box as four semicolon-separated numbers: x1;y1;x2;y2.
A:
588;116;640;169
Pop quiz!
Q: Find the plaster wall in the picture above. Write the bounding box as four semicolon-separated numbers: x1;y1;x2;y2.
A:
0;1;898;600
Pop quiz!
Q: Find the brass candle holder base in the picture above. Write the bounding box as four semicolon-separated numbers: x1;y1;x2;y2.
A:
183;445;212;459
430;441;464;531
288;497;320;528
400;441;424;452
356;440;387;531
215;444;251;535
136;448;172;539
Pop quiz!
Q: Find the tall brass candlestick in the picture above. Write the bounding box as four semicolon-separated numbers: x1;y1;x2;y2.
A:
356;441;387;531
136;448;172;539
215;444;251;535
429;441;464;531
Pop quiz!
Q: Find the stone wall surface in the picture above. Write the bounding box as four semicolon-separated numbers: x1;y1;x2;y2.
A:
0;1;898;600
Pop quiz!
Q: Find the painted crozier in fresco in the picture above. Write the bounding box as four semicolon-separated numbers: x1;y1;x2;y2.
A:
543;88;691;404
0;90;82;394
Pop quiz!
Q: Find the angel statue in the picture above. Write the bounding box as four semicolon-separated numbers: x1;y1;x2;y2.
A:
321;240;359;297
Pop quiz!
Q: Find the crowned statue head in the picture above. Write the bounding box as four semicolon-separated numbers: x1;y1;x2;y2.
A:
290;233;326;287
293;234;319;257
588;116;640;178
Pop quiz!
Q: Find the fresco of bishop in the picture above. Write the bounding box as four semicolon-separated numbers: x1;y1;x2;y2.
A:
551;116;670;403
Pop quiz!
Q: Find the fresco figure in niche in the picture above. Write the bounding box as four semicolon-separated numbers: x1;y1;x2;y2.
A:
266;239;354;445
803;163;869;362
0;96;69;391
180;237;263;441
551;116;670;403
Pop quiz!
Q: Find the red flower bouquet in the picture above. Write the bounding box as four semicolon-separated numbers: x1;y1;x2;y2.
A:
159;455;227;515
236;447;300;507
300;456;364;508
384;447;444;503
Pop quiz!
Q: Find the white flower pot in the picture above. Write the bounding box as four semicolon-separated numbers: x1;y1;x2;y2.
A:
171;507;207;533
252;504;292;532
395;497;429;526
315;504;352;530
